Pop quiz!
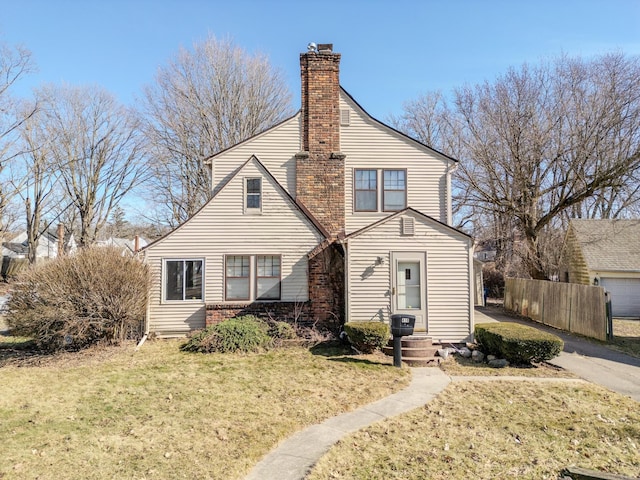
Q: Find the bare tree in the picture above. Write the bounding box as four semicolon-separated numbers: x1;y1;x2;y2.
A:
14;100;61;263
0;42;37;242
36;84;145;247
139;35;293;226
397;52;640;280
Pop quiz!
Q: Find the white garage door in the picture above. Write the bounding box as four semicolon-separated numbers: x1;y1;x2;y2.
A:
600;277;640;317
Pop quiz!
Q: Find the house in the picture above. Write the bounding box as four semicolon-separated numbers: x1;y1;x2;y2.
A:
473;239;497;262
142;44;474;342
97;236;148;256
2;227;77;260
559;219;640;317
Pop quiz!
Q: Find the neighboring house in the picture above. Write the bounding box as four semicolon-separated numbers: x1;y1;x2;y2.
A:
97;236;148;256
473;239;497;262
142;44;474;342
559;219;640;317
2;228;77;260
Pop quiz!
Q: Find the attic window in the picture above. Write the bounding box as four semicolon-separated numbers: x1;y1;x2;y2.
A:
340;109;350;126
245;177;262;213
402;216;415;236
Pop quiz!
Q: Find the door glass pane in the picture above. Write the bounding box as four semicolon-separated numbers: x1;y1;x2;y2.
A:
397;261;421;309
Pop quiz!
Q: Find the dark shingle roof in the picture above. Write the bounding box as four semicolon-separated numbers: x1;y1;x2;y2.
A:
570;219;640;272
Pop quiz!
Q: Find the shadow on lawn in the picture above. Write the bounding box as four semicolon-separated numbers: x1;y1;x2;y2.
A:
309;341;393;367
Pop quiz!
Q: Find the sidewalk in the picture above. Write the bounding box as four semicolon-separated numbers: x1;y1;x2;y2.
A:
475;306;640;401
245;367;450;480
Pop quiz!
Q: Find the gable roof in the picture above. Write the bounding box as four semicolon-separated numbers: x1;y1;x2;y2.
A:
570;219;640;272
346;207;471;241
205;87;460;167
142;155;328;251
339;87;459;165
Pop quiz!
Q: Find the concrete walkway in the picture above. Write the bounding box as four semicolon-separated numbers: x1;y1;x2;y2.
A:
245;367;450;480
475;306;640;401
245;308;640;480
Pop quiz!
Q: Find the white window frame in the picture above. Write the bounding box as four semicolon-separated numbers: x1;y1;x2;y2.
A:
245;177;262;214
162;258;205;303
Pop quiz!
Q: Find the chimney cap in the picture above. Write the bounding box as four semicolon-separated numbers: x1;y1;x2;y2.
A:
317;43;333;53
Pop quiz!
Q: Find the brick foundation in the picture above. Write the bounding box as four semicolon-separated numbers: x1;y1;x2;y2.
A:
205;302;310;327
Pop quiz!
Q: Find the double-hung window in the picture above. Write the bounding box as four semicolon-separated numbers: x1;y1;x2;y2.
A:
225;255;250;300
354;168;406;212
225;255;281;301
383;170;406;211
354;169;377;211
245;178;262;213
165;259;203;301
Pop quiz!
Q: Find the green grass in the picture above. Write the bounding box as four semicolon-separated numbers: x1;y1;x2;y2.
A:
0;339;409;479
308;381;640;480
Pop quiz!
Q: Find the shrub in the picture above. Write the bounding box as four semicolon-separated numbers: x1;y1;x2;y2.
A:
474;322;563;364
343;322;390;353
267;320;297;344
181;315;273;353
6;247;150;351
482;264;505;299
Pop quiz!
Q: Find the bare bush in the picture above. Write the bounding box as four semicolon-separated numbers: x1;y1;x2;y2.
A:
6;247;150;351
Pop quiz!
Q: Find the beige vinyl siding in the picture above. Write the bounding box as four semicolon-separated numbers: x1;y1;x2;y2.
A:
340;93;449;234
347;212;472;343
144;158;323;336
212;114;301;197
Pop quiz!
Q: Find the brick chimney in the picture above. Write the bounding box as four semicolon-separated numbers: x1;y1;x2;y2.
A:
296;43;345;238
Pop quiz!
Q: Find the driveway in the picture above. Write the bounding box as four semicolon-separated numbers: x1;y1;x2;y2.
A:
475;306;640;402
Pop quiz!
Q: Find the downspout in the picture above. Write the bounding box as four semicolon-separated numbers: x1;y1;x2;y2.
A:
136;249;150;351
339;237;349;323
446;160;458;226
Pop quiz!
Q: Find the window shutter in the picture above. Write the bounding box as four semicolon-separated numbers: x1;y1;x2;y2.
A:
340;108;350;126
402;216;415;236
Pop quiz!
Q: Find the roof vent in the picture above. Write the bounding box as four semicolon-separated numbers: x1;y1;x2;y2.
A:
340;108;350;126
307;42;317;53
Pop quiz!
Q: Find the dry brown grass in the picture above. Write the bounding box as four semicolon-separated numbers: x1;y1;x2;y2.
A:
611;318;640;358
439;355;576;377
0;339;409;479
308;380;640;480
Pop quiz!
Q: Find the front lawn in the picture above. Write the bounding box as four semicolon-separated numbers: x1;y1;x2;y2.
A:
308;380;640;479
0;339;409;479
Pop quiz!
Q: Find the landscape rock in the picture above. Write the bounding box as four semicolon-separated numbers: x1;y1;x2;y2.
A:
459;347;472;358
488;359;510;368
487;355;496;361
471;350;485;363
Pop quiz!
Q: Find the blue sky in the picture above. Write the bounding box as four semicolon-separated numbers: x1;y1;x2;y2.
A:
2;0;639;121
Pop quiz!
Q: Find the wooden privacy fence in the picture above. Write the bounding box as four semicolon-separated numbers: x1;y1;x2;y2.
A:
504;278;608;341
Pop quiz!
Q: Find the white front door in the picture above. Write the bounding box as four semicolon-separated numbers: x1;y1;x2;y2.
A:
391;251;427;331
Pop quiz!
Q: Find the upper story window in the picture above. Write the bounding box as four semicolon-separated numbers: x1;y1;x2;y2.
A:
165;259;204;301
245;177;262;213
354;169;407;212
383;170;406;211
354;169;377;211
